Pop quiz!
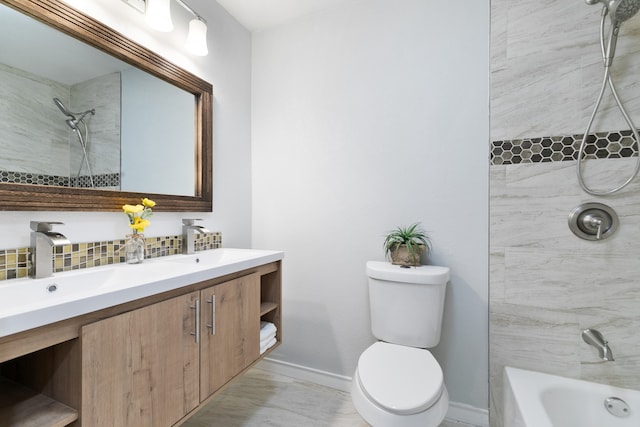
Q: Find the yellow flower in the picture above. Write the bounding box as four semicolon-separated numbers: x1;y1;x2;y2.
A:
123;204;144;214
142;198;156;208
129;217;150;232
123;197;155;234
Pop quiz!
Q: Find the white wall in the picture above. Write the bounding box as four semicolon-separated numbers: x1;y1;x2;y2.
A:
0;0;252;248
252;0;490;413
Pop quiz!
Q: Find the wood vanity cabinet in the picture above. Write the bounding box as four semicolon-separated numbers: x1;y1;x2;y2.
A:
80;291;200;426
199;273;260;399
0;260;281;427
78;267;278;426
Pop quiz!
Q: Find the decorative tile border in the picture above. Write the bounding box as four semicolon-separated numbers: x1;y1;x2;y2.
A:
70;173;120;188
0;232;222;282
0;170;120;188
491;130;638;165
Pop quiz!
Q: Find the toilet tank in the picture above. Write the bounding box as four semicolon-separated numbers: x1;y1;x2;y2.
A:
366;261;449;348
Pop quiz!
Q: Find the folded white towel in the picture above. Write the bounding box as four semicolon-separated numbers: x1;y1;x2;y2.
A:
260;336;277;354
260;321;277;341
260;331;276;347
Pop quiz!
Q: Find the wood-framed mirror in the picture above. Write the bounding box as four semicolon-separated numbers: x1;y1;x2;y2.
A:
0;0;212;212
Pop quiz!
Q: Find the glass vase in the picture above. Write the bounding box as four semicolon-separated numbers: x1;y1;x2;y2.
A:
125;233;145;264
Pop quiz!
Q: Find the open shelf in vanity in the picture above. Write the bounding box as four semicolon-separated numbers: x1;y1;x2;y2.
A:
260;301;278;316
0;377;77;427
0;338;80;427
259;266;282;345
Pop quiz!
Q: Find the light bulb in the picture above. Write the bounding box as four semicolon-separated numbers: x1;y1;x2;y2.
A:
146;0;173;32
185;18;208;56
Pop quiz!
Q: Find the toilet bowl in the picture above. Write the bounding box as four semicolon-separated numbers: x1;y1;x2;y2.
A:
351;261;450;427
351;342;449;427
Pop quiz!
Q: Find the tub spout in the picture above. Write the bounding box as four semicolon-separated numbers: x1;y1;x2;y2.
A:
582;328;614;362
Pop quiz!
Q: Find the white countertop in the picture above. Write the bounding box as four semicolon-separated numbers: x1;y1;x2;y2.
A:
0;248;283;338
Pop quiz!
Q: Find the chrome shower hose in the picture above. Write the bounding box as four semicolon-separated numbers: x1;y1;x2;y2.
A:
577;6;640;195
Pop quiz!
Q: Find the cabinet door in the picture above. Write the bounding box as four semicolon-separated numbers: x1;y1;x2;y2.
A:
81;291;200;426
200;273;260;398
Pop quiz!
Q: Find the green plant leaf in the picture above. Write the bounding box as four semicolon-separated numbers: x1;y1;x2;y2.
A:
383;222;431;257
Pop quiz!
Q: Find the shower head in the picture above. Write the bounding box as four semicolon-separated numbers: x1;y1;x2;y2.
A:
586;0;640;23
604;0;640;65
52;97;95;125
586;0;640;66
53;97;73;118
610;0;640;23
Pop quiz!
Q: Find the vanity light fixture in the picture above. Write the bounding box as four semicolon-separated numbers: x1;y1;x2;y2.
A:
145;0;173;31
124;0;208;56
184;14;208;56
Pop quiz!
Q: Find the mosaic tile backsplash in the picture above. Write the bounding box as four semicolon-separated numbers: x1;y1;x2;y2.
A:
0;232;221;281
491;130;639;165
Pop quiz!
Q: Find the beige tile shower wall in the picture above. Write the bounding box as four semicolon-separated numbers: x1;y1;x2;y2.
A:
70;72;121;177
490;1;640;426
489;160;640;426
0;64;70;175
0;65;120;185
491;0;640;141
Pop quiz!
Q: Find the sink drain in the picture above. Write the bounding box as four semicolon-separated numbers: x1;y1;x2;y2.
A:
605;397;630;417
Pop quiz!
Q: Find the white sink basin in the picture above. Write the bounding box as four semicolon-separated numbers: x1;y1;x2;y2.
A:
1;267;120;308
168;248;270;266
1;261;192;309
0;248;283;337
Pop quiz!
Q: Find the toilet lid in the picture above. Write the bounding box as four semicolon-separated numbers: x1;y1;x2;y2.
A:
357;342;444;415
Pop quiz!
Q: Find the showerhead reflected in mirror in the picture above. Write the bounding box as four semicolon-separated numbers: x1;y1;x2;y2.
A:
53;97;96;187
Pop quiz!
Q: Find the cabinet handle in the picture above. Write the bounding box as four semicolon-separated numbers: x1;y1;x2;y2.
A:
190;299;200;343
206;295;215;335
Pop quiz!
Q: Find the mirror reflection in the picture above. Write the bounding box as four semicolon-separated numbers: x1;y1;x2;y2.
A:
0;3;196;196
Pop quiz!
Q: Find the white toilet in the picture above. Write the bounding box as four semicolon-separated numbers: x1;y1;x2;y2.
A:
351;261;450;427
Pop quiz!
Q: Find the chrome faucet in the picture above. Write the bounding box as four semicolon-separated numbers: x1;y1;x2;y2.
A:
29;221;71;279
582;328;614;362
182;219;210;254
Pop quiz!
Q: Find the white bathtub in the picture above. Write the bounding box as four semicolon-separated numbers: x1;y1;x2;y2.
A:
504;366;640;427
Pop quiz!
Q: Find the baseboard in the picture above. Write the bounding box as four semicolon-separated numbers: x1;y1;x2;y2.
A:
446;401;489;427
258;358;353;392
257;358;489;427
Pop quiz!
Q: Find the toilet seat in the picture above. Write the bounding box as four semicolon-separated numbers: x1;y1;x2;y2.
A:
357;341;444;415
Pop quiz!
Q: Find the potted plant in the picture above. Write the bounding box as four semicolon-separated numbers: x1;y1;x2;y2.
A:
383;223;431;267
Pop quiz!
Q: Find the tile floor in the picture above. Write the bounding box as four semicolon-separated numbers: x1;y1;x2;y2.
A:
182;368;474;427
